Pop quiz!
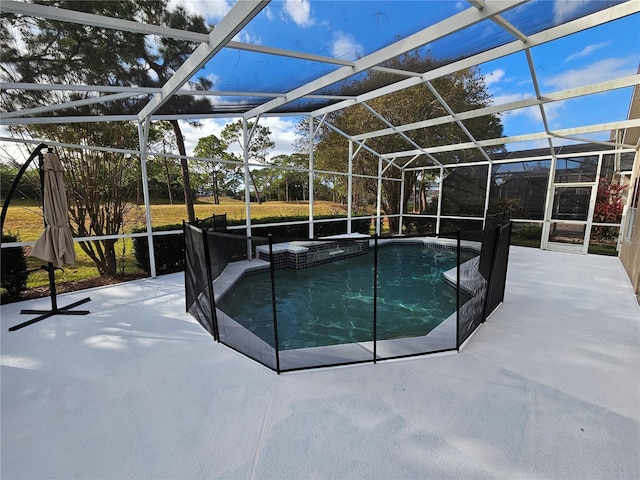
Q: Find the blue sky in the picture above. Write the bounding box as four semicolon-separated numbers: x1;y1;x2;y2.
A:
3;1;636;162
170;0;639;157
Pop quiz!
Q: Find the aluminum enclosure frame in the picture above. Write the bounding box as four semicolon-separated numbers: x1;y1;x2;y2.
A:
1;0;639;276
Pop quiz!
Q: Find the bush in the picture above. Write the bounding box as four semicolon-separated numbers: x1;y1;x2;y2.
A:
229;215;371;239
131;216;373;274
1;233;29;301
403;218;436;235
132;224;184;275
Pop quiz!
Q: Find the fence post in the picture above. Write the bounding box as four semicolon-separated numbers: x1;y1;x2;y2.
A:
373;235;378;364
202;226;219;342
269;235;281;374
456;229;461;351
482;226;501;323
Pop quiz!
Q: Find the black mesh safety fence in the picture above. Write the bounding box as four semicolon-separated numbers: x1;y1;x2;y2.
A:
184;216;511;372
194;213;227;232
440;228;486;348
183;222;215;338
269;235;376;371
205;231;278;370
484;222;512;318
374;235;464;360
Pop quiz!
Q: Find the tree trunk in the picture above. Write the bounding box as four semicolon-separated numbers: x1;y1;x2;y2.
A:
170;119;195;222
212;171;220;204
249;170;262;204
163;160;173;205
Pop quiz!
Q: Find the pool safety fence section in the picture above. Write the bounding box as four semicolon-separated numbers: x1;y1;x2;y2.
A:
183;219;512;373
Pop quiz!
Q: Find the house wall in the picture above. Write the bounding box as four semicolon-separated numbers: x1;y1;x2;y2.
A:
620;150;640;297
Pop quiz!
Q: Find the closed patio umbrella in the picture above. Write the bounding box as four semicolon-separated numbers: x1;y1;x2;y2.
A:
30;152;76;267
6;147;90;332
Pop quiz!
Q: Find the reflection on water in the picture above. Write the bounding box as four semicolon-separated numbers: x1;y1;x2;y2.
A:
217;244;475;350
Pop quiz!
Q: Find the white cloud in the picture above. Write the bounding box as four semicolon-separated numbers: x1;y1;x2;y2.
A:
175;117;299;159
484;69;506;87
167;0;232;21
206;73;221;88
491;92;564;125
331;32;363;61
233;30;261;45
565;41;611;62
553;0;582;24
265;7;275;21
284;0;314;27
543;57;637;90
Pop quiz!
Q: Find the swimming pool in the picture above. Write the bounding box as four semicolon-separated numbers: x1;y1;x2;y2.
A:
217;243;476;350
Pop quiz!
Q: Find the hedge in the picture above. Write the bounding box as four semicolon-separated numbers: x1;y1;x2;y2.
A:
1;233;29;302
131;216;372;275
132;224;185;275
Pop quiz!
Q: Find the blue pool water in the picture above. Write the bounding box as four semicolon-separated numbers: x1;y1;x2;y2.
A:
217;244;475;350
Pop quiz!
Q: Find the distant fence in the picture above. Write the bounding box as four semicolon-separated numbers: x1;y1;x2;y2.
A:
184;213;512;373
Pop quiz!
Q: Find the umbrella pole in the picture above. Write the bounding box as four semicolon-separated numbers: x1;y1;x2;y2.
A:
48;262;57;311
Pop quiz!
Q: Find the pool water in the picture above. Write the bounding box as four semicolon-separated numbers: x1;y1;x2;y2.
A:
217;244;475;350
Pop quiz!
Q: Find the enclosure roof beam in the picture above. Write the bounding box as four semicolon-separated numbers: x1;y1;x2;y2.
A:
243;0;525;119
0;82;354;102
468;0;529;43
2;92;145;119
1;111;311;126
312;1;639;119
380;118;640;159
361;102;442;167
525;48;557;157
352;74;640;141
423;80;493;163
1;0;354;68
4;71;637;126
321;121;386;162
137;0;268;122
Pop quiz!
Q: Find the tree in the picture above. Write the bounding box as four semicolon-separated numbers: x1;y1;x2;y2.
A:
1;0;213;275
1;0;211;222
269;154;308;201
221;120;274;204
30;122;139;276
300;50;504;230
193;134;232;204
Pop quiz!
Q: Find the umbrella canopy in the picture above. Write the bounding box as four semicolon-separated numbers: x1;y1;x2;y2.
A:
30;152;76;267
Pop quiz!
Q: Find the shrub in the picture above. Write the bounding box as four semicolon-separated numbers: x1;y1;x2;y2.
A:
131;216;373;274
1;233;29;301
132;224;184;275
513;224;542;240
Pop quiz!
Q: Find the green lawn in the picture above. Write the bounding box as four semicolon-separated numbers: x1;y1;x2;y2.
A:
2;199;350;291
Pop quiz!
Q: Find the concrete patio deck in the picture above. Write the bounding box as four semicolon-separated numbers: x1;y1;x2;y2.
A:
1;246;639;479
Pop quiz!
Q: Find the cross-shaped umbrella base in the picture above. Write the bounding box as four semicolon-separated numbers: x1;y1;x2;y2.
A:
9;263;91;332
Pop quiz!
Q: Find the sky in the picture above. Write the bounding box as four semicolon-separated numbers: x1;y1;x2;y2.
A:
2;0;639;163
171;0;640;157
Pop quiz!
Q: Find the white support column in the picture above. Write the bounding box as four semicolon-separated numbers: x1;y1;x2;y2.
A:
399;170;405;235
137;119;156;278
483;162;493;226
347;140;353;234
541;154;558;249
242;118;253;259
584;153;604;254
436;166;444;235
308;117;314;239
376;156;383;235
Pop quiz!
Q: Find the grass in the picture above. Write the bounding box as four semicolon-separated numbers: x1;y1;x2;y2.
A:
2;199;350;293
